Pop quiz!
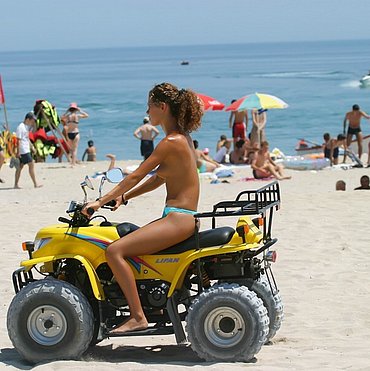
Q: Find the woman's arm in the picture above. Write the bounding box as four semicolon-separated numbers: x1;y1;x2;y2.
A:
78;109;89;119
83;138;167;213
125;173;165;201
229;112;234;128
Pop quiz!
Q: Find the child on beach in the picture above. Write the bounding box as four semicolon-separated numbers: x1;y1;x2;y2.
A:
82;82;203;334
82;140;97;162
251;141;291;180
323;133;346;166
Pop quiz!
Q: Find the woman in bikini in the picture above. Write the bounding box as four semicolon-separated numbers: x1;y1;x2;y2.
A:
62;102;89;166
82;82;203;334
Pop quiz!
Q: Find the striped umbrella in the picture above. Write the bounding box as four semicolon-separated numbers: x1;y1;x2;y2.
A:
225;93;288;111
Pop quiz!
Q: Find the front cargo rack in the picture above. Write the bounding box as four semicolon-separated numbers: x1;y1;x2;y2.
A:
194;181;281;241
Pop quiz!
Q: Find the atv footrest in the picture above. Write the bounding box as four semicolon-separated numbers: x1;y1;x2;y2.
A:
106;325;175;338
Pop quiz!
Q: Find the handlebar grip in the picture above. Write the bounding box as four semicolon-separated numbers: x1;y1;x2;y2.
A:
105;199;117;207
87;207;95;216
58;217;71;224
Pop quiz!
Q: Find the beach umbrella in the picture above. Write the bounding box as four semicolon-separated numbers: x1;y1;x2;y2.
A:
196;93;225;111
225;93;288;112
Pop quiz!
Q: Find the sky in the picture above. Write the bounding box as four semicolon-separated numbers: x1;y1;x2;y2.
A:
1;0;370;51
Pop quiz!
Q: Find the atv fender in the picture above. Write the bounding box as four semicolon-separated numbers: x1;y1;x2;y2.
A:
20;254;105;300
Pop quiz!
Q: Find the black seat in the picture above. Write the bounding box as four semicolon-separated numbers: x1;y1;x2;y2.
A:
116;222;235;255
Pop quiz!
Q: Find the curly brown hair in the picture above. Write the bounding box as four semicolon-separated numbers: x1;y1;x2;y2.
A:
149;82;203;133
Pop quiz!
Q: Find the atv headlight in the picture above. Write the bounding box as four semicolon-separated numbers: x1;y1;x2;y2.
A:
34;238;52;251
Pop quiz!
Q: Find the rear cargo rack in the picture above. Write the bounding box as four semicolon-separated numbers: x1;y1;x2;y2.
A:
194;181;280;241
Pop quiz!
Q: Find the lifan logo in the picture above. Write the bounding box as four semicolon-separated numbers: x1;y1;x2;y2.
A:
155;258;180;263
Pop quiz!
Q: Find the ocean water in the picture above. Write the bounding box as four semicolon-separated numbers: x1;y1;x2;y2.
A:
1;40;370;160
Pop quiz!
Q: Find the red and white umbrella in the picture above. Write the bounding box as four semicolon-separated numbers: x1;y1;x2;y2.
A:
196;93;225;111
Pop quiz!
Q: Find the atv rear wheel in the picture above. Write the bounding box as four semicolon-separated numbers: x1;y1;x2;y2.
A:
7;278;94;363
186;283;269;362
244;276;284;342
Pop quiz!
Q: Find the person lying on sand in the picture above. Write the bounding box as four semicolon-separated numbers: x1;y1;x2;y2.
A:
251;141;291;180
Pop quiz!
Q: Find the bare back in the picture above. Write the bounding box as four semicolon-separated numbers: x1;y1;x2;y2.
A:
233;111;247;123
136;124;159;140
346;111;363;128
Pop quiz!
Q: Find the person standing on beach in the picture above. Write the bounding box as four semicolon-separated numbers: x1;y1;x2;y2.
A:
14;112;42;189
251;109;267;148
61;102;89;166
134;116;160;159
343;104;370;159
229;100;248;149
83;82;203;334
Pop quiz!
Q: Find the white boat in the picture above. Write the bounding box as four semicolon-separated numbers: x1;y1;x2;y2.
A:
347;134;370;158
359;73;370;88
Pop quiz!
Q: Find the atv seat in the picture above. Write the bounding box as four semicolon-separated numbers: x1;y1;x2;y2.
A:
116;222;235;255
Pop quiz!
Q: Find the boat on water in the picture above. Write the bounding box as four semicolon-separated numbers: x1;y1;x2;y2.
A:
180;60;189;65
359;72;370;88
295;139;322;156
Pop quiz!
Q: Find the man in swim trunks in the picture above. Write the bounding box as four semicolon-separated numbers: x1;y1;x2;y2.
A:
228;100;248;149
251;141;291;180
343;104;370;160
14;112;42;188
134;116;160;159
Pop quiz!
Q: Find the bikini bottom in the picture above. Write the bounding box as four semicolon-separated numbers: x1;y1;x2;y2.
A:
68;132;79;140
162;206;197;218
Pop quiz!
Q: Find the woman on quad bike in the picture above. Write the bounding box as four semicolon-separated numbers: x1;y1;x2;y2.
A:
83;82;203;335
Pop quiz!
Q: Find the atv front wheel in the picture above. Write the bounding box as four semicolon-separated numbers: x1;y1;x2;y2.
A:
7;278;94;363
186;283;269;362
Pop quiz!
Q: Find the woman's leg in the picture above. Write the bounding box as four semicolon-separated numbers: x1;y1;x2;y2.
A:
106;213;196;333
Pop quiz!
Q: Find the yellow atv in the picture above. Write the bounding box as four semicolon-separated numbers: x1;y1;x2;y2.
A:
7;168;283;364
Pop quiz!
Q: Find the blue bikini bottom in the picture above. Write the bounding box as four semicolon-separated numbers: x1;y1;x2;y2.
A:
162;206;197;218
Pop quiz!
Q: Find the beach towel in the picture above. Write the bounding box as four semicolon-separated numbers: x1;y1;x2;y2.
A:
239;176;274;182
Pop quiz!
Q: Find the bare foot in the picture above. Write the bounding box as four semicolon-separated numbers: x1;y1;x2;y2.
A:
14;185;21;189
35;184;43;188
109;316;148;334
106;154;116;160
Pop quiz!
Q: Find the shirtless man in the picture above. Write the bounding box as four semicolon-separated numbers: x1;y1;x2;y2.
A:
134;116;160;159
343;104;370;159
251;141;291;180
229;100;248;148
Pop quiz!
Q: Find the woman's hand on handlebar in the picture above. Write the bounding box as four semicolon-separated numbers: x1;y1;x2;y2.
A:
112;194;126;211
82;200;100;217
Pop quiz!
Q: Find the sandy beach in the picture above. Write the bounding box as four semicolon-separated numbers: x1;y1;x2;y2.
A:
0;159;370;370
